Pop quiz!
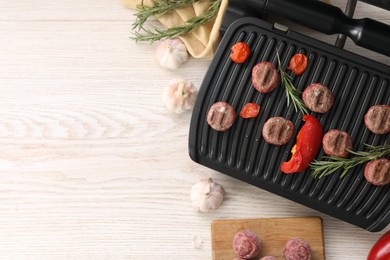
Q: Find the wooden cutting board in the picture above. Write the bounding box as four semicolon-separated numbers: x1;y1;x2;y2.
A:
211;217;325;260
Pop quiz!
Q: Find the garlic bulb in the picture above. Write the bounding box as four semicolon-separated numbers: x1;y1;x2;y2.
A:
155;38;188;70
163;78;197;114
190;178;225;212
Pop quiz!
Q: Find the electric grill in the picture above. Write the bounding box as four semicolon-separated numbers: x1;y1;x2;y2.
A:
189;0;390;232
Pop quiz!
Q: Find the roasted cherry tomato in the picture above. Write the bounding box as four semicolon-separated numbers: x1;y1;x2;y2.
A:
240;103;260;118
280;114;323;173
230;42;251;63
367;230;390;260
288;53;308;75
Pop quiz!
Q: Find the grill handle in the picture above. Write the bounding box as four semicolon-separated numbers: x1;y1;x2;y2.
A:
230;0;390;56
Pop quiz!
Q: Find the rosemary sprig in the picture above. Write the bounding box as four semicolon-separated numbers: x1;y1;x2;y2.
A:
276;53;309;115
133;0;199;30
132;0;222;43
310;144;390;179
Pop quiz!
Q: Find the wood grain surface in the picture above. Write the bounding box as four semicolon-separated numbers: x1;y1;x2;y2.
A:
212;217;324;260
0;1;388;259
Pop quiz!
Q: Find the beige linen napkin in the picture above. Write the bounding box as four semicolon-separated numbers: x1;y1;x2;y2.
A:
124;0;228;59
124;0;330;58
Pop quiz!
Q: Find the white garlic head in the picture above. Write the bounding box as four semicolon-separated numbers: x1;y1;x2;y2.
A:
190;178;225;212
155;38;188;70
163;78;197;114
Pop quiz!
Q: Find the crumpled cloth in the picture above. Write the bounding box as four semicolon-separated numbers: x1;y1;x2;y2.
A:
123;0;228;59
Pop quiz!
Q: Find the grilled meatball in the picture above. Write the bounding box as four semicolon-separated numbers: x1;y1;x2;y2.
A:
262;117;294;145
232;230;261;259
283;238;312;260
364;105;390;135
207;101;236;131
322;130;353;158
302;83;334;113
364;158;390;186
252;62;280;93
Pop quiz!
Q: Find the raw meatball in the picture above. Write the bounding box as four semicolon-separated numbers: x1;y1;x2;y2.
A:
207;101;236;131
364;158;390;186
262;117;294;145
232;230;261;259
322;129;353;158
252;62;280;93
364;105;390;135
259;256;277;260
302;83;334;113
283;238;311;260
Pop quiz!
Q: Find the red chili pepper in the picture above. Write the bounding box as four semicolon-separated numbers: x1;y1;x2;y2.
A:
240;103;260;118
280;115;323;173
288;53;308;76
367;230;390;260
230;42;251;64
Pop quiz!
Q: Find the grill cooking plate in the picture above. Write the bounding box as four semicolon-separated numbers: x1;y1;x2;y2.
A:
189;18;390;232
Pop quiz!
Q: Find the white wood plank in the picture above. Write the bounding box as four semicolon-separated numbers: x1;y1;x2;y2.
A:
0;1;388;259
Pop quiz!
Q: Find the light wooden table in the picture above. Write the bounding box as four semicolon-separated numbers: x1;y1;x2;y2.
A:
0;1;388;259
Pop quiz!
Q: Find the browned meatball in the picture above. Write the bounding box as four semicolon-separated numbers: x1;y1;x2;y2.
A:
262;117;294;145
322;130;353;158
207;101;236;131
283;238;311;260
364;105;390;135
364;158;390;186
232;230;261;259
302;83;334;113
252;62;280;93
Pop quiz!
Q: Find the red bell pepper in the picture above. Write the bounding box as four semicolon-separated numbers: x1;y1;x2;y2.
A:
367;230;390;260
280;115;323;173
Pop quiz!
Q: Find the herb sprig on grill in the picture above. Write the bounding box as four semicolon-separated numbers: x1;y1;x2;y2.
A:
276;52;309;115
310;144;390;179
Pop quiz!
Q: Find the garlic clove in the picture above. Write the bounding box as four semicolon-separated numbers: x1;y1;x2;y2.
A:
191;234;203;249
163;78;198;114
155;38;188;70
190;178;225;212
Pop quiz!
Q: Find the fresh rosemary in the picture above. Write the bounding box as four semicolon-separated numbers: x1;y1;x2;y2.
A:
132;0;222;43
310;144;390;179
276;53;309;115
133;0;199;30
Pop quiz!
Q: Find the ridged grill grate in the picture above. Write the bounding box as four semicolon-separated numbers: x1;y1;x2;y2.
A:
189;18;390;232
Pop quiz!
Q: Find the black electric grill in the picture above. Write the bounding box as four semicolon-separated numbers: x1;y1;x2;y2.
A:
189;0;390;232
361;0;390;11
